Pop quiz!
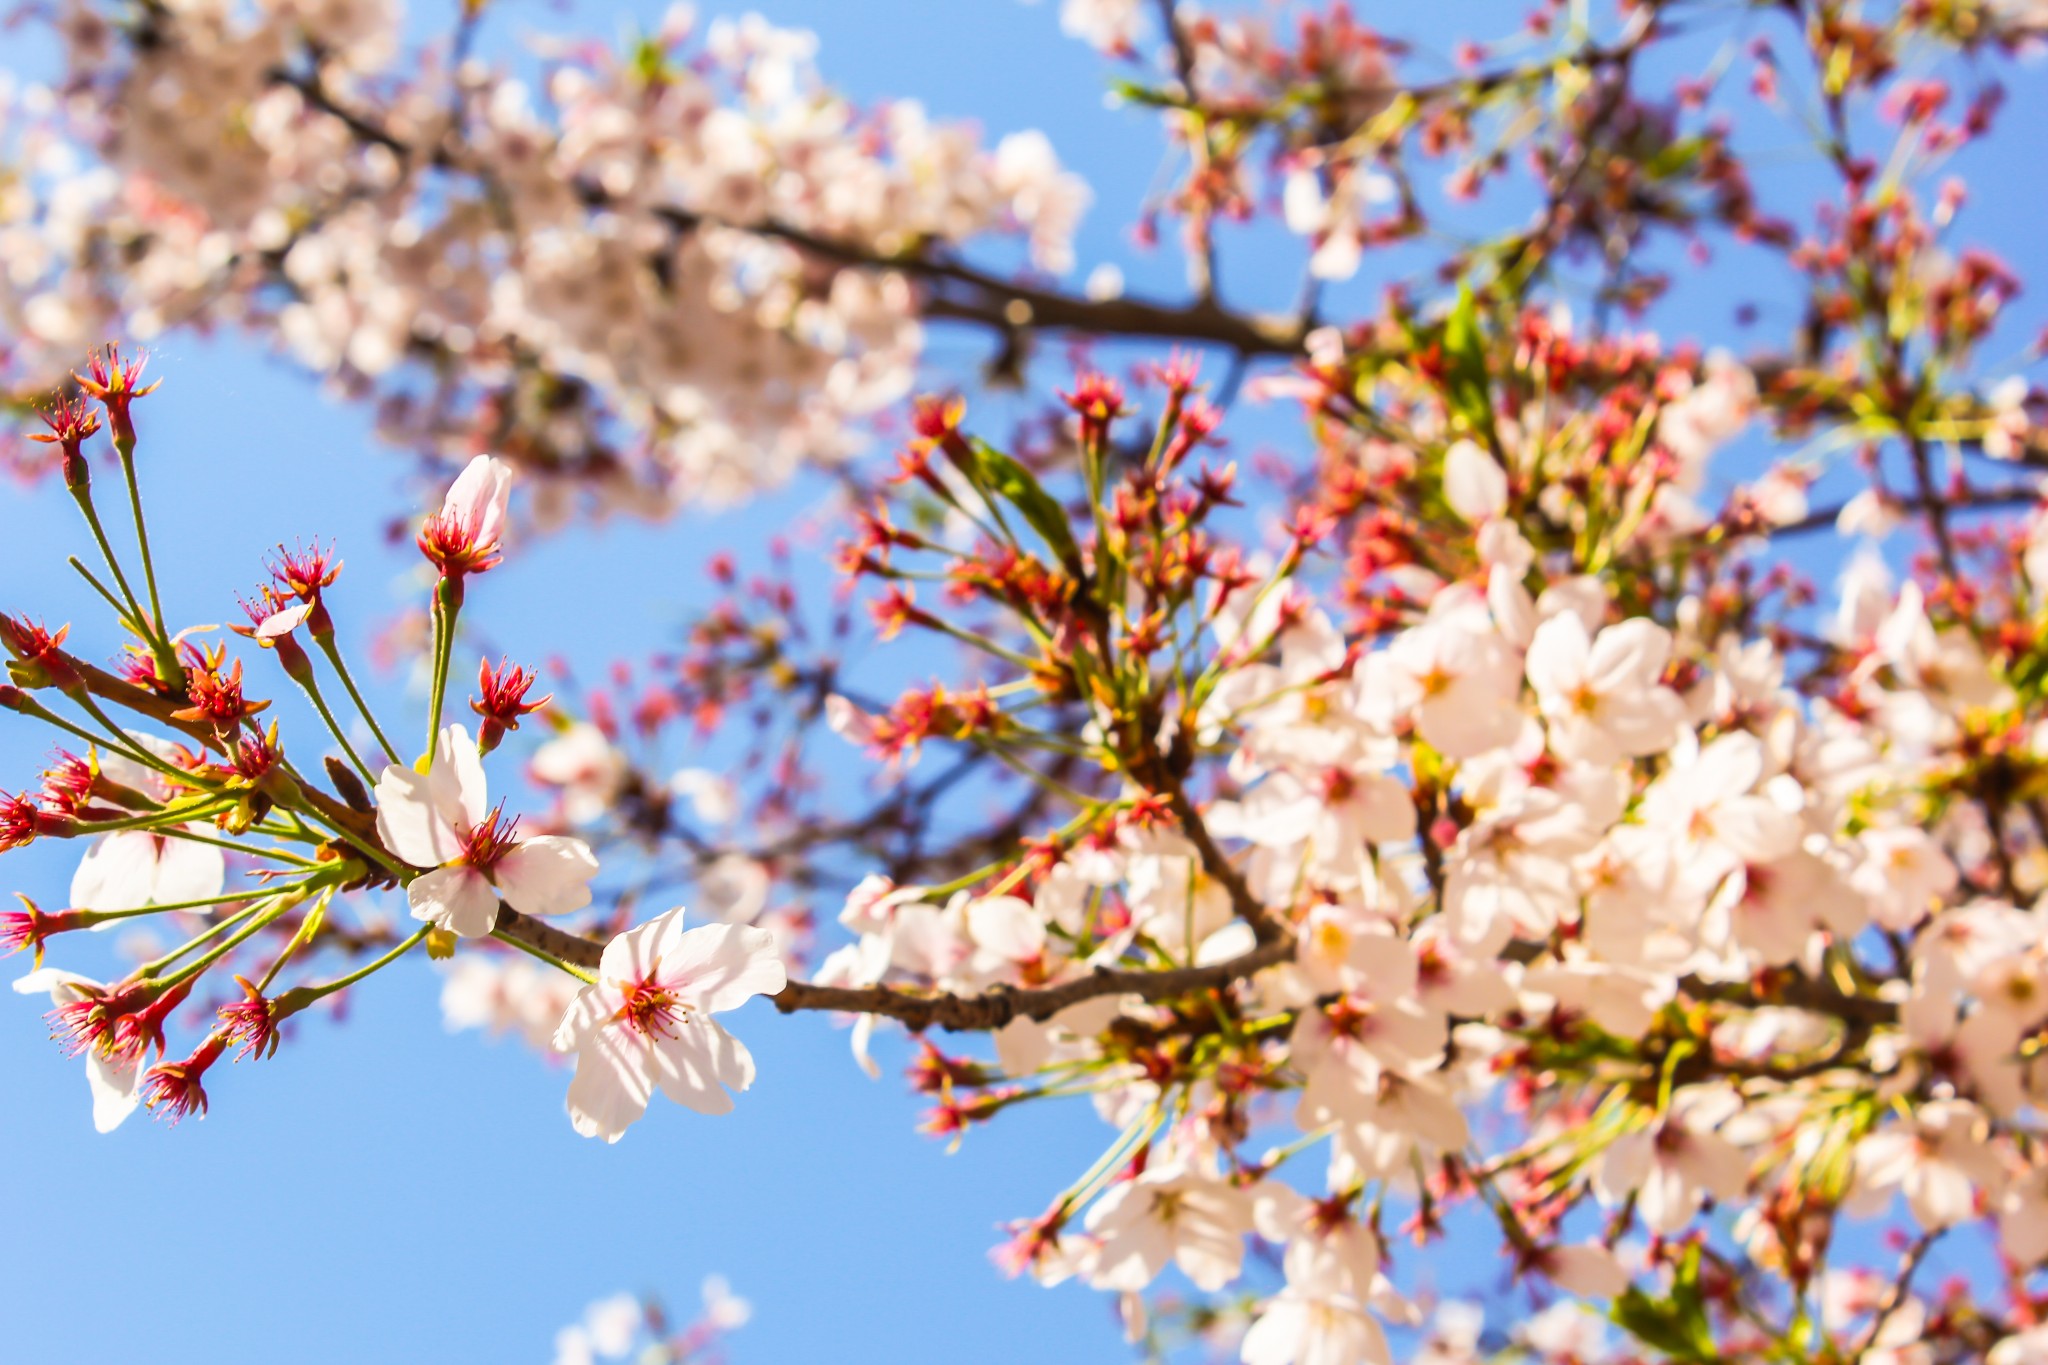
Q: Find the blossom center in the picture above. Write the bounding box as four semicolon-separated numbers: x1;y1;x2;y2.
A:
458;802;522;871
616;975;694;1038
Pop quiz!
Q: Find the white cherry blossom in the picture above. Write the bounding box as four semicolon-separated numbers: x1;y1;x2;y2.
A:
375;725;599;937
552;907;786;1140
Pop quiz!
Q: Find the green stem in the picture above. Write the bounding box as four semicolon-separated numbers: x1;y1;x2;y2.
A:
317;634;401;765
160;825;321;867
918;615;1041;673
298;926;432;1001
71;799;234;836
290;667;375;784
65;692;212;785
138;900;273;977
80;884;308;927
1055;1097;1165;1215
423;583;460;765
9;694;169;775
277;787;409;880
67;557;143;633
68;487;155;651
118;448;171;650
154;897;295;988
258;888;334;991
492;924;598;985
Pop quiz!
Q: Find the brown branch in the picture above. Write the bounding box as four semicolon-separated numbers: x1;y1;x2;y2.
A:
259;53;1307;358
1162;786;1289;944
268;67;410;157
494;907;606;972
494;905;1297;1034
770;937;1295;1033
1767;485;2040;539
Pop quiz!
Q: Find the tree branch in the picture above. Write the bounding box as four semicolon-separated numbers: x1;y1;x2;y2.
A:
493;906;1296;1034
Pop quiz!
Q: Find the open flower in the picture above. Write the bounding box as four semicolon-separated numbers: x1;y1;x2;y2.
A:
375;725;599;937
552;907;787;1141
1241;1239;1392;1365
1524;613;1685;763
1594;1087;1750;1233
1850;1100;2005;1230
69;737;225;914
1085;1153;1257;1292
12;967;144;1133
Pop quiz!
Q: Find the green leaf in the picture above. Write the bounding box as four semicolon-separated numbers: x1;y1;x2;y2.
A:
1611;1288;1709;1362
1643;136;1705;181
1440;283;1496;442
1108;79;1184;111
1610;1244;1717;1362
966;439;1083;571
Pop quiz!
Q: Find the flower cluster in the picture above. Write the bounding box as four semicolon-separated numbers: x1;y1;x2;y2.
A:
552;1279;750;1365
0;372;781;1143
6;0;2048;1361
0;3;1086;506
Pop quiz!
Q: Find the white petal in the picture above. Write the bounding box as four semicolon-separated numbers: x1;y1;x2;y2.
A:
374;765;463;868
553;982;625;1054
148;828;227;905
1588;617;1670;688
565;1029;654;1142
70;832;160;912
444;455;513;548
650;1017;755;1114
1524;612;1590;700
495;836;598;918
967;895;1046;962
1443;440;1508;523
407;865;500;937
87;1051;141;1134
429;724;489;829
659;923;788;1014
14;966;98;999
599;907;688;984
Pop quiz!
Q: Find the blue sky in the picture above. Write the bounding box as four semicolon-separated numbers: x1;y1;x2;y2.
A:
2;3;2045;1362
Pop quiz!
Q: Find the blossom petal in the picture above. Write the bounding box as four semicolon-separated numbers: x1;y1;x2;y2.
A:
86;1050;141;1134
1524;612;1590;699
659;923;788;1014
649;1017;755;1115
374;765;463;868
149;827;227;906
553;982;625;1054
565;1028;655;1142
69;832;160;912
495;836;599;918
407;865;500;938
444;454;513;548
1443;439;1508;523
967;894;1046;962
428;724;490;830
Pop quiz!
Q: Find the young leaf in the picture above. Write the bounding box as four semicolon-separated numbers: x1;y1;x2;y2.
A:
968;438;1083;571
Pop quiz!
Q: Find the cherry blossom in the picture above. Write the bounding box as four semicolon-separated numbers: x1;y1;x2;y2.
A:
1084;1152;1258;1293
374;725;599;937
1240;1241;1391;1365
552;908;786;1141
4;1;2048;1357
12;967;143;1132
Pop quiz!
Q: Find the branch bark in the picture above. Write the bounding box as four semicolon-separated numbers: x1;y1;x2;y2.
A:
494;905;1297;1034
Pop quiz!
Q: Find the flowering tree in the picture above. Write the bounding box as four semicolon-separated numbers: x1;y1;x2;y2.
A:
5;0;2048;1361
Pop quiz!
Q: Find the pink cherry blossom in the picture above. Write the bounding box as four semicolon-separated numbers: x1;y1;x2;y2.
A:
552;908;786;1141
375;725;599;938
